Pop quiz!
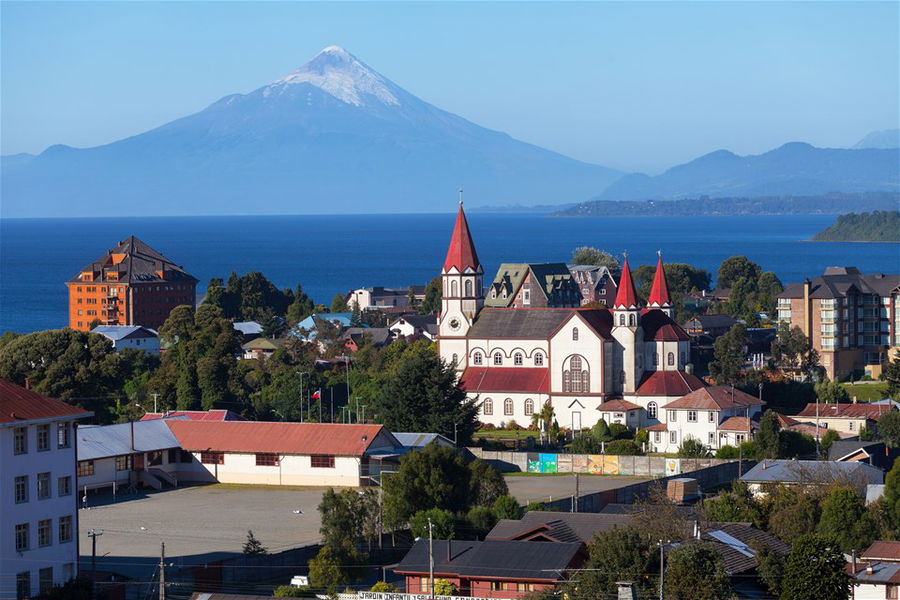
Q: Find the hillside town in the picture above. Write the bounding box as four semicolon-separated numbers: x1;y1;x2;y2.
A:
2;202;900;600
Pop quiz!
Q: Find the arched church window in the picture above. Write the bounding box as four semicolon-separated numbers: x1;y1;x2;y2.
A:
572;327;579;341
451;280;458;297
473;351;483;365
566;356;587;393
514;353;523;366
571;356;582;371
629;314;636;326
581;370;590;393
465;280;473;297
534;353;544;366
563;370;572;393
493;352;503;366
524;398;534;415
648;401;658;419
504;398;514;416
668;352;675;366
619;314;626;326
483;398;493;415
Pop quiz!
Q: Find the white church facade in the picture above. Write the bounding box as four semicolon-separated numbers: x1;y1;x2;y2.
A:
436;203;764;453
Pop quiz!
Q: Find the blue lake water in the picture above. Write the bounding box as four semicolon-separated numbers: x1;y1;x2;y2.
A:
1;213;898;334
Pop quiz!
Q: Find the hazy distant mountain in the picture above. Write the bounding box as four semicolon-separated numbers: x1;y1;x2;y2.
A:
1;46;622;217
596;142;899;201
853;128;900;149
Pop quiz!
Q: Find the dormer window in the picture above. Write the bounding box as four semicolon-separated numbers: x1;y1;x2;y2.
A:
572;327;579;341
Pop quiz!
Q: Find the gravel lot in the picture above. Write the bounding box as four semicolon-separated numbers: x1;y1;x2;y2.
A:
503;473;649;504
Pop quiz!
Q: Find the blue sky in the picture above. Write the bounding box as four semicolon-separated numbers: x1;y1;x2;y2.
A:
2;1;897;173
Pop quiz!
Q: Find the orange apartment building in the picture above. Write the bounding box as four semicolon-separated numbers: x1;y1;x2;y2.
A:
66;236;198;331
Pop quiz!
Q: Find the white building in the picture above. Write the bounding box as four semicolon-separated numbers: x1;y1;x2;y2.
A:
90;325;160;353
437;203;754;452
388;315;438;340
1;381;92;599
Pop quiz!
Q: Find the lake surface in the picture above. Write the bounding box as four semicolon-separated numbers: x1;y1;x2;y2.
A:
2;213;898;334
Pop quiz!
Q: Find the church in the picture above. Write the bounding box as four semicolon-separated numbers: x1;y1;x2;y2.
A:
436;203;764;453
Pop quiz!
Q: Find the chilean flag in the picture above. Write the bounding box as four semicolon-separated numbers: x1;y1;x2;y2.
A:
312;389;321;399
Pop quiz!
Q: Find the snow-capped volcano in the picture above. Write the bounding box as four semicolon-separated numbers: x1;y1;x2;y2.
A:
267;46;401;107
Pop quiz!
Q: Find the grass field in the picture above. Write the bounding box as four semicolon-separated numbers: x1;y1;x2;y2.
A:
475;428;540;439
841;382;889;402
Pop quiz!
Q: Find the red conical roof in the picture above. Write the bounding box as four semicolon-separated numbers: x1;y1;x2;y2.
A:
443;203;481;272
613;256;638;309
648;253;671;307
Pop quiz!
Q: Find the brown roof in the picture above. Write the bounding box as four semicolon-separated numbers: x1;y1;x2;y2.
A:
787;422;857;439
634;370;708;397
863;541;900;562
778;268;900;301
68;236;197;285
0;380;92;425
796;403;895;420
596;399;642;412
486;511;632;544
717;416;755;432
165;421;394;456
663;386;763;410
644;423;668;431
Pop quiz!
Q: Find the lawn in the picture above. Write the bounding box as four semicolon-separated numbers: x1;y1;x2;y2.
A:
841;382;889;403
475;428;541;439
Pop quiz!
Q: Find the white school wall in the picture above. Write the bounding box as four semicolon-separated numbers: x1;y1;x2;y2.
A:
182;452;365;487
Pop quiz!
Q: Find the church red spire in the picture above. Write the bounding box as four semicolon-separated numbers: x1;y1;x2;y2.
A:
443;201;481;272
613;255;638;309
647;252;671;308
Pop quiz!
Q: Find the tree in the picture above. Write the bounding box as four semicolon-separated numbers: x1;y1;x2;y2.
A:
754;410;784;459
818;428;840;457
814;379;850;402
677;437;710;458
817;486;875;552
772;323;821;381
242;530;267;555
766;486;821;543
591;418;612;442
756;271;784;315
419;276;442;315
702;482;761;525
468;459;509;507
755;547;785;598
531;401;555;434
878;410;900;448
373;341;478;444
571;246;621;274
285;284;315;325
409;508;456;539
349;302;363;327
318;487;377;557
465;506;498;538
633;262;712;320
880;459;900;535
781;534;851;600
717;256;762;289
709;323;746;384
434;579;457;595
492;495;522;520
383;443;471;528
883;350;900;400
307;546;347;595
568;527;657;599
331;292;349;313
664;543;732;600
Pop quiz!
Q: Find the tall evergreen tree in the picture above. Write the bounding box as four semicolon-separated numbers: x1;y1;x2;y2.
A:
709;323;746;384
781;534;851;600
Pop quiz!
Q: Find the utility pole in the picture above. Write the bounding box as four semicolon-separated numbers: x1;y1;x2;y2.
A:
158;542;166;600
658;540;665;600
88;529;103;600
572;473;579;513
151;392;159;413
428;518;434;599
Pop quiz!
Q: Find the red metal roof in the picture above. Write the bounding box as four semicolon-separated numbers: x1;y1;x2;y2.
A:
634;370;707;397
717;416;755;431
165;421;391;455
0;380;92;425
640;309;691;341
863;541;900;562
644;423;668;431
796;403;895;420
596;399;642;412
443;203;481;273
140;410;246;422
663;385;763;410
460;367;550;394
613;257;638;309
647;254;671;307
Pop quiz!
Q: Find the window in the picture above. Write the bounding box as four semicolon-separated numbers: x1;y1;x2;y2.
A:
115;456;131;471
59;516;72;543
736;433;746;443
619;314;625;326
514;352;523;366
148;451;163;466
38;519;51;547
647;402;658;419
420;578;432;593
708;432;716;445
17;572;30;600
450;280;458;297
256;453;280;466
493;352;503;365
39;568;53;595
524;398;534;415
311;455;335;468
58;476;71;497
629;314;636;326
201;452;224;465
465;280;473;297
572;327;579;341
670;431;678;444
654;431;661;443
37;424;50;451
504;398;514;416
15;475;28;503
57;423;70;448
534;353;544;366
14;427;27;454
78;460;94;476
483;398;493;415
16;523;29;551
849;421;856;432
473;351;483;365
687;411;698;423
667;352;675;366
523;288;531;305
38;472;51;499
668;410;677;422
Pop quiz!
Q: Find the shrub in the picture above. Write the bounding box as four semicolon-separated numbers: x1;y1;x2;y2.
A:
608;423;632;440
493;495;522;519
273;585;309;597
525;501;548;512
370;581;398;592
434;579;457;595
714;445;739;459
466;505;498;538
605;439;643;455
677;437;711;458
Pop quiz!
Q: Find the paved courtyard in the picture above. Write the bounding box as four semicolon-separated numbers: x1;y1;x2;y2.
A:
504;473;649;504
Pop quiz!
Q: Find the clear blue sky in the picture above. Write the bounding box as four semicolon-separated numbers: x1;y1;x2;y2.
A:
2;1;897;173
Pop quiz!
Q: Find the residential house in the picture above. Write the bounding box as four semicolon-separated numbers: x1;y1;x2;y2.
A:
568;264;618;306
241;337;283;360
682;314;738;338
348;286;425;310
1;381;92;599
485;263;581;309
394;539;583;599
91;325;160;353
232;321;263;341
794;402;895;435
388;314;438;340
850;541;900;600
776;267;900;379
293;313;359;342
828;440;897;471
343;327;393;351
740;459;884;496
486;511;632;543
66;236;197;331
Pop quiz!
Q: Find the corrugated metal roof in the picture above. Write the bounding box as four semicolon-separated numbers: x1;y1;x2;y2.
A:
140;410;246;422
0;380;93;425
741;459;884;485
393;432;454;448
78;419;181;460
91;325;157;341
460;367;550;394
634;371;707;397
864;541;900;562
796;403;894;419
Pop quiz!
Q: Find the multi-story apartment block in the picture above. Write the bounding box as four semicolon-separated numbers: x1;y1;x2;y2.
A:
1;381;92;599
776;267;900;380
568;264;618;306
66;236;197;331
